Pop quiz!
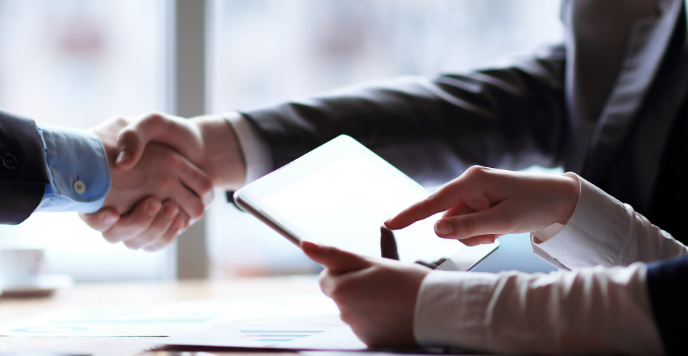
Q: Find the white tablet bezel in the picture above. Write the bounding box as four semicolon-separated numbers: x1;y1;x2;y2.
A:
233;135;497;271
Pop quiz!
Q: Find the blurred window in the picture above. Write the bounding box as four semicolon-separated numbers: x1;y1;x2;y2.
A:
207;0;564;277
0;0;566;281
0;0;169;281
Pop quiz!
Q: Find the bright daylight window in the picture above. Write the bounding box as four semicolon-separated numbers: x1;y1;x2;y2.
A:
207;0;564;277
0;0;563;282
0;0;169;281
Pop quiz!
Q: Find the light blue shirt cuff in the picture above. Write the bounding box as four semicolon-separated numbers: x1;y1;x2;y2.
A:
35;124;111;213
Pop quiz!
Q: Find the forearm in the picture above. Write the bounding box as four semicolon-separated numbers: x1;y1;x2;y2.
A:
414;265;663;355
240;45;568;181
532;174;688;269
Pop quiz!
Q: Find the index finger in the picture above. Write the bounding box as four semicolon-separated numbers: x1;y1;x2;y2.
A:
384;178;467;230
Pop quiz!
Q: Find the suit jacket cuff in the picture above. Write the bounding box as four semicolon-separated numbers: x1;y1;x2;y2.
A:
0;110;50;224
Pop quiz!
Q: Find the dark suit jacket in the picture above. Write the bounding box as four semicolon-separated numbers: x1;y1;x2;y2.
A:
0;110;50;224
241;0;687;216
647;255;688;354
240;1;688;350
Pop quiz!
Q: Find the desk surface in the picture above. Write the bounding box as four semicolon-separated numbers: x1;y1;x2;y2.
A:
0;276;324;356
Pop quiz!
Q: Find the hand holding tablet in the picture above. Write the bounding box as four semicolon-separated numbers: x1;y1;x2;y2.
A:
234;135;497;271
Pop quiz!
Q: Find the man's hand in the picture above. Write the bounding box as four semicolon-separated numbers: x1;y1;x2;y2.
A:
385;166;580;246
114;112;246;189
85;112;246;249
302;240;430;347
80;115;214;251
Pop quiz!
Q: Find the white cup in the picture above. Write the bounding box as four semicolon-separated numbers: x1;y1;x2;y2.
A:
0;248;46;287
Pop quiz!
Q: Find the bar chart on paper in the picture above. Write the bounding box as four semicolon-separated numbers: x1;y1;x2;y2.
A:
165;317;367;350
240;329;323;347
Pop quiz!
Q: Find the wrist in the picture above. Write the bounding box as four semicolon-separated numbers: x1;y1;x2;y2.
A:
191;114;246;189
556;172;581;225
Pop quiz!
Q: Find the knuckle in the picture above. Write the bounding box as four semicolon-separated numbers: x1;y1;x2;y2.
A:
188;202;205;219
112;116;129;128
186;166;213;194
459;216;476;236
101;232;122;243
461;236;481;246
178;212;191;228
160;231;178;246
464;165;490;181
319;274;336;297
118;128;139;143
465;165;483;175
143;112;165;126
198;175;213;194
426;191;440;204
123;238;143;249
139;236;160;250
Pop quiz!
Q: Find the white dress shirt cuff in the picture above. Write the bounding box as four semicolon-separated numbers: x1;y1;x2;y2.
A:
531;173;631;269
414;265;663;354
224;112;273;184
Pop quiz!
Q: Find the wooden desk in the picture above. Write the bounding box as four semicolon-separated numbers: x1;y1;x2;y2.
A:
0;276;323;356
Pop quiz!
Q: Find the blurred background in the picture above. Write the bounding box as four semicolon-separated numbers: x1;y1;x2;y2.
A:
0;0;563;282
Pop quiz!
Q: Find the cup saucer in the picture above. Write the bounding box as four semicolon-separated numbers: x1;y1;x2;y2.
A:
0;274;73;297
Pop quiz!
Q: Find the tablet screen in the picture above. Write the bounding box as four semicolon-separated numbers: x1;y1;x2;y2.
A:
262;151;464;264
236;135;497;271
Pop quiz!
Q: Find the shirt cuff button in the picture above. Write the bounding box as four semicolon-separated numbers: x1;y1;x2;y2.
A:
3;153;17;170
73;180;86;194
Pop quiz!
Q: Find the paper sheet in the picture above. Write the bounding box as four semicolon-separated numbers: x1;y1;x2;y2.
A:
0;293;339;337
163;316;366;350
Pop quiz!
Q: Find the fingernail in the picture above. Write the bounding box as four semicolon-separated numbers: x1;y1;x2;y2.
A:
435;220;453;235
115;151;129;164
147;200;162;216
103;214;119;225
163;204;178;218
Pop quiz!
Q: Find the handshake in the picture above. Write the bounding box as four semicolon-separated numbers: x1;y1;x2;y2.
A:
81;112;246;252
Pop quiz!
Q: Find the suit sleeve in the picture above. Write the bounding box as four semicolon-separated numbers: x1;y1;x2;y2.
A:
0;109;50;224
646;255;688;355
239;44;567;184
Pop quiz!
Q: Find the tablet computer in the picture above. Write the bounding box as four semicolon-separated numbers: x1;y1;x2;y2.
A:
233;135;498;271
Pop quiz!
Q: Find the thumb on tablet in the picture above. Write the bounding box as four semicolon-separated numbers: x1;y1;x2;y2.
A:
301;241;371;274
